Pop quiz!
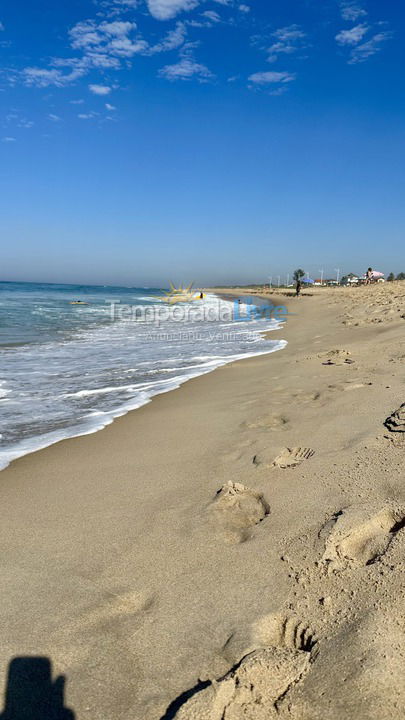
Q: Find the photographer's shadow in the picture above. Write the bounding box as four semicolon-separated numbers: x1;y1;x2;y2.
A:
0;657;75;720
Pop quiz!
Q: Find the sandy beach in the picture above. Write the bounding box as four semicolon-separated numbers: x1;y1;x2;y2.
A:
2;282;405;719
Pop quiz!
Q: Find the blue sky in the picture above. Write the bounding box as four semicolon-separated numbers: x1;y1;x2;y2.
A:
1;0;404;285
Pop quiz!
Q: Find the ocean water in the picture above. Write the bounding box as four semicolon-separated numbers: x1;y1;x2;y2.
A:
0;282;286;469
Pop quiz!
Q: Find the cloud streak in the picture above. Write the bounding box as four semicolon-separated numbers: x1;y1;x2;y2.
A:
336;24;369;46
348;31;391;63
23;67;85;87
159;56;213;80
21;15;189;88
248;70;296;85
145;0;231;20
78;111;99;119
9;0;395;106
339;1;367;22
147;0;199;20
334;12;392;65
89;83;112;94
267;24;307;63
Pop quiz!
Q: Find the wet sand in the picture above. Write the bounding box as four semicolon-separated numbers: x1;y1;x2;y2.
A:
1;283;405;719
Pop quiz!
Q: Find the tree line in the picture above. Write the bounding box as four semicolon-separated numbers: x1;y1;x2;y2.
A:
387;273;405;281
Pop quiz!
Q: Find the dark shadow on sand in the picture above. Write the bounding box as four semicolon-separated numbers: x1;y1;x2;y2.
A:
0;657;75;720
159;678;211;720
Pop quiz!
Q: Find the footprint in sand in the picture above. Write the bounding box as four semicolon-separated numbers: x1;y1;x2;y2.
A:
291;390;321;403
222;439;256;464
389;353;405;364
304;348;351;362
384;403;405;433
61;590;155;639
210;481;269;544
343;382;372;391
49;589;155;669
326;381;372;395
322;505;405;570
384;433;405;448
322;358;355;366
243;414;289;431
284;383;370;407
252;613;318;654
162;615;317;719
272;447;315;469
318;349;355;366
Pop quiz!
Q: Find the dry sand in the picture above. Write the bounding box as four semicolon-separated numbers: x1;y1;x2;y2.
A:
1;282;405;718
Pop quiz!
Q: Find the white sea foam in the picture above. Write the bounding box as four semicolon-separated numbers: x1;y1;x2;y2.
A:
0;289;287;470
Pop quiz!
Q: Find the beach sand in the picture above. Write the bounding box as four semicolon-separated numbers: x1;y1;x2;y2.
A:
1;282;405;718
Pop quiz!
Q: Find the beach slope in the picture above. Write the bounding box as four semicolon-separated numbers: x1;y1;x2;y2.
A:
1;284;405;719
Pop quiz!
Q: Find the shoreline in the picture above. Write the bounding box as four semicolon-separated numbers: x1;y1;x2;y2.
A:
0;292;287;471
2;284;405;718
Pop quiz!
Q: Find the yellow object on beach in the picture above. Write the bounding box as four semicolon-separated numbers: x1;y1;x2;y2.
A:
70;301;88;305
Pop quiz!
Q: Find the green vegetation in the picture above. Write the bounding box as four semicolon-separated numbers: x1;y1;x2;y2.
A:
293;269;305;283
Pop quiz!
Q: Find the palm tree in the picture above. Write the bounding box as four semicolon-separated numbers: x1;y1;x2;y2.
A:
293;269;305;283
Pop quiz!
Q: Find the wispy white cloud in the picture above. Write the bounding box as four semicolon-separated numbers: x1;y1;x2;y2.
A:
147;21;187;53
268;86;289;96
248;70;296;85
159;56;213;81
12;0;393;104
25;66;87;87
146;0;199;21
4;112;34;129
2;136;16;142
89;83;111;94
340;1;367;22
70;99;85;104
157;27;213;81
271;25;306;43
201;10;221;23
348;31;391;63
110;0;138;6
146;0;231;17
21;15;188;88
267;24;307;63
334;10;392;65
18;118;34;128
69;19;147;57
48;113;61;121
105;102;116;109
336;23;368;45
97;0;139;16
78;111;99;119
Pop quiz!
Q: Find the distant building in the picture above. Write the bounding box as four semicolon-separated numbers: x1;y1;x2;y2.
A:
341;273;360;286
